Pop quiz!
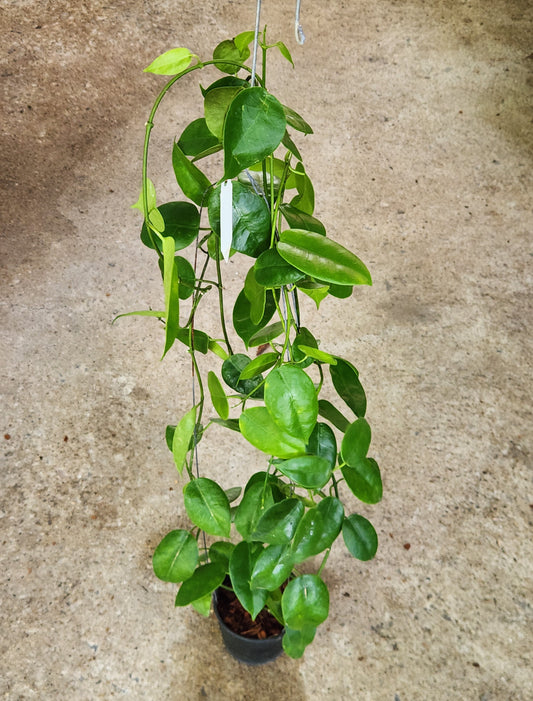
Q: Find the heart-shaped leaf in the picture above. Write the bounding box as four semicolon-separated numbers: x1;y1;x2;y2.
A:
281;574;329;630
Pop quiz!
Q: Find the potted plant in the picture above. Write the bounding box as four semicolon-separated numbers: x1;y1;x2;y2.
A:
119;30;383;662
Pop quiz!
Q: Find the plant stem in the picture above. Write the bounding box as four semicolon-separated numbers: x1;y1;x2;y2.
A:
317;548;331;576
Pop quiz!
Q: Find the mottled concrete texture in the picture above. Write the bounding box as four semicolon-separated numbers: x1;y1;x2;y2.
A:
1;1;532;699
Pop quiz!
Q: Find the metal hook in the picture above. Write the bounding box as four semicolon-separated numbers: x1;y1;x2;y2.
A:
251;0;262;86
295;0;305;45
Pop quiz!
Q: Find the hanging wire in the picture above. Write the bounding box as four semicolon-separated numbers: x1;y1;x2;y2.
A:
295;0;306;45
250;0;262;86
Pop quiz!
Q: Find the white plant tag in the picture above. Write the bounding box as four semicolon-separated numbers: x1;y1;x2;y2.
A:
220;179;233;262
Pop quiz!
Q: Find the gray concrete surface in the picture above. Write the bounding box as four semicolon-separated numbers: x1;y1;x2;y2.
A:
1;1;532;699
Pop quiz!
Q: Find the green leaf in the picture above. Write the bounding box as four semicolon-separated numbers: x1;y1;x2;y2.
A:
275;42;294;67
341;418;371;463
211;417;241;432
282;575;329;629
175;561;226;606
224;488;242;504
254;248;305;288
248;321;285;347
275;455;331;489
213;39;245;74
239;407;307;459
251;544;294;590
141;201;199;252
244;266;266;325
282;130;302;161
174;256;196;300
328;283;353;299
306;422;337;472
282;626;316;659
201;76;250;97
238;352;279;381
207;371;229;420
232;289;277;348
297;345;337;365
280;202;326;236
178;118;220;158
264;366;318;441
330;358;367;417
172;143;211;206
298;283;330;309
171;405;197;474
291;497;344;563
175;326;209;354
253;499;304;544
342;514;378;560
191;593;212;617
112;309;165;324
221;353;264;398
283;105;313;134
209;541;235;571
290;162;314;214
223;87;286;179
152;529;199;583
278;230;372;287
208;181;271;258
234;478;275;540
318;399;350;432
144;47;193;75
161;236;180;358
132;177;157;214
205;86;245;140
229;542;268;619
342;458;382;504
183;478;231;537
292;327;318;368
234;31;255;54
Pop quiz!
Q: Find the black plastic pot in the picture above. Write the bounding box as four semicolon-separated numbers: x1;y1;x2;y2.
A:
213;590;284;665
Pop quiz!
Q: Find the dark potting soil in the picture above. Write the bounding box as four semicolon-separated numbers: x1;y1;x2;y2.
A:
216;587;284;640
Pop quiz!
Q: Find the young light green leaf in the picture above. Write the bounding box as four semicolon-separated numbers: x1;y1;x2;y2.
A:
112;309;166;324
183;477;231;537
342;514;378;560
144;47;193;75
152;529;199;583
171;405;197;474
161;236;180;358
191;593;212;617
132;178;157;213
205;86;244;139
244;266;266;324
275;42;294;67
264;366;318;441
282;575;329;630
297;344;337;365
207;371;229;420
239;407;307;459
238;352;279;381
172;143;211;206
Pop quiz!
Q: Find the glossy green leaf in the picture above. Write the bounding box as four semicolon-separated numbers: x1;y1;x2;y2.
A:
209;541;235;571
234;478;275;540
174;256;196;299
171;405;196;474
318;399;350;432
275;41;294;67
205;86;244;139
223;87;286;179
292;327;317;368
141;201;199;252
221;353;264;398
144;47;192;75
178;118;220;158
152;529;198;583
342;514;378;560
224;487;242;504
232;289;277;348
297;283;330;309
306;422;337;472
238;352;279;381
282;574;329;630
183;477;231;537
172;143;211;206
254;248;305;288
248;321;285;347
328;283;353;299
213;38;246;74
229;542;268;619
234;30;255;53
174;326;209;354
251;544;294;590
341;418;371;463
283;626;316;659
330;358;367;417
275;455;331;489
208;181;271;258
264;366;318;441
201;76;250;96
291;497;344;563
290;162;314;214
207;371;229;420
341;458;382;504
191;593;212;617
278;230;372;287
283;105;313;134
239;407;307;459
297;345;337;365
112;309;165;324
175;561;226;606
211;418;241;432
280;203;326;235
253;499;304;544
162;236;179;358
282;130;302;161
244;267;266;324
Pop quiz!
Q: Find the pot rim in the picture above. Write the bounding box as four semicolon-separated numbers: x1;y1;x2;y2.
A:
212;588;285;643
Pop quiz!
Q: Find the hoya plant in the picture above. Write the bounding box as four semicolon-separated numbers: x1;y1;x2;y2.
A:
121;31;383;659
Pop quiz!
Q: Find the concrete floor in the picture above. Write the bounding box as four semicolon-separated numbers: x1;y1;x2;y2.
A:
1;1;532;699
